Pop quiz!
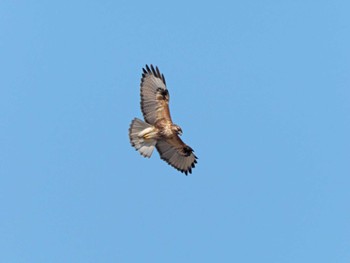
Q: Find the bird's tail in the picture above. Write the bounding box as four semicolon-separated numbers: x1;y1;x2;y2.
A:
129;118;157;158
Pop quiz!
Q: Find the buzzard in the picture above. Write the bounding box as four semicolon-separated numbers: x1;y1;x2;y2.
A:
129;65;197;175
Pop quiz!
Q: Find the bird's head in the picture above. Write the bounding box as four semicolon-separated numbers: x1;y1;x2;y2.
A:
172;124;183;136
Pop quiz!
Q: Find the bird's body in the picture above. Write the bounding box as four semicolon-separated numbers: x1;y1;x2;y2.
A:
129;65;197;175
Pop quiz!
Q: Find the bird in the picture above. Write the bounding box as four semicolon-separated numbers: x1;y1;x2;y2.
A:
129;64;197;175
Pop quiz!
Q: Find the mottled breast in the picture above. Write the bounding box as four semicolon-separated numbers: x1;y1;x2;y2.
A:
155;119;174;138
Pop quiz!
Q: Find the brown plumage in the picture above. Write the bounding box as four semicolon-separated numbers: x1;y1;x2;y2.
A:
129;64;197;175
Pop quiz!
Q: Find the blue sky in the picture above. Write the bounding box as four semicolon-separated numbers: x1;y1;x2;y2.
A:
1;1;349;262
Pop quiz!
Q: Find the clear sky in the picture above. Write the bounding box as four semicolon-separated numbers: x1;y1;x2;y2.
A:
1;1;349;262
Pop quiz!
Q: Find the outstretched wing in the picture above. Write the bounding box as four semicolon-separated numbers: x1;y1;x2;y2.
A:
140;64;172;125
156;136;197;175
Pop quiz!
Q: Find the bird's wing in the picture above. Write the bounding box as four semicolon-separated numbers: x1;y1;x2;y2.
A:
156;135;197;175
140;64;172;125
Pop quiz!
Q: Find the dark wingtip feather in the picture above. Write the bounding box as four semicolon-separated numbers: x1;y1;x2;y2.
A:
150;64;156;76
156;66;161;78
142;64;166;85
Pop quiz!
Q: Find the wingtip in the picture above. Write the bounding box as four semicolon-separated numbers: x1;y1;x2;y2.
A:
142;64;165;84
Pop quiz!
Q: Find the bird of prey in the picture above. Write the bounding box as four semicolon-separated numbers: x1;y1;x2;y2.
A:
129;64;197;175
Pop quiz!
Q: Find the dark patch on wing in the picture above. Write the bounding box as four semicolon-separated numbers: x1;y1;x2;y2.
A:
157;87;169;99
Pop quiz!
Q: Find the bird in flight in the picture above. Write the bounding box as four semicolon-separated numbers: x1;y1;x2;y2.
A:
129;64;197;175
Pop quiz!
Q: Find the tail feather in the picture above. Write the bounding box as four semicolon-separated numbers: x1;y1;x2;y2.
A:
129;118;157;158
